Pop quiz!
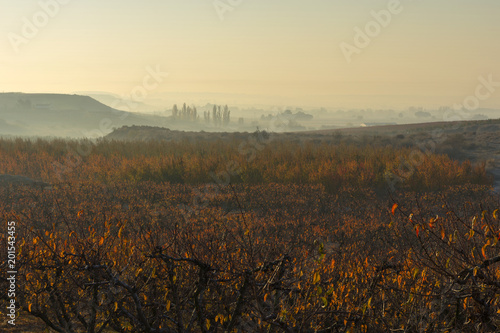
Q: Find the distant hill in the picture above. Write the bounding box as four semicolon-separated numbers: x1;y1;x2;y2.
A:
0;93;170;138
74;92;160;113
105;125;257;143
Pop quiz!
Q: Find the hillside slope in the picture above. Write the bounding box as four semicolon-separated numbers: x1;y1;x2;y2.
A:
0;93;170;137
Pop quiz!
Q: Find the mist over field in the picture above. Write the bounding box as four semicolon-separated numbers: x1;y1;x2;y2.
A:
1;1;500;332
1;91;499;138
1;1;499;138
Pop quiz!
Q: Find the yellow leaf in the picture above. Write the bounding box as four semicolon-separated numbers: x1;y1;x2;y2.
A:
313;272;321;284
118;226;124;239
494;209;499;220
99;237;104;246
206;319;211;330
28;303;32;312
321;297;328;308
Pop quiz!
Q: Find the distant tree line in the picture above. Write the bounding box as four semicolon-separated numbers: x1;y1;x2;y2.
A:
204;104;230;127
172;103;231;127
171;103;198;121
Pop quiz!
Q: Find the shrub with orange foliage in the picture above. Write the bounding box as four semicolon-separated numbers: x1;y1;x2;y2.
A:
0;135;498;332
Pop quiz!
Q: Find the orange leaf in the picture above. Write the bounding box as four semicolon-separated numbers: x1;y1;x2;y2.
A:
166;300;171;311
482;244;488;259
429;217;437;229
391;203;398;215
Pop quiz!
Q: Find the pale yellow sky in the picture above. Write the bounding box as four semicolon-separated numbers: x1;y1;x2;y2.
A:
1;0;499;109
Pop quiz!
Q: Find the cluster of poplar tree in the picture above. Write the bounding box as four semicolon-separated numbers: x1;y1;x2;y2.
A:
171;103;198;121
204;104;230;127
172;103;230;127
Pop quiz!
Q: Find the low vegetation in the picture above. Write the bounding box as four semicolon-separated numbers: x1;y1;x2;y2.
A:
0;130;499;332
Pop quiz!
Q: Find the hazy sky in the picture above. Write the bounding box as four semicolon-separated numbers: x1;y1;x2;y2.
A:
1;0;499;109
